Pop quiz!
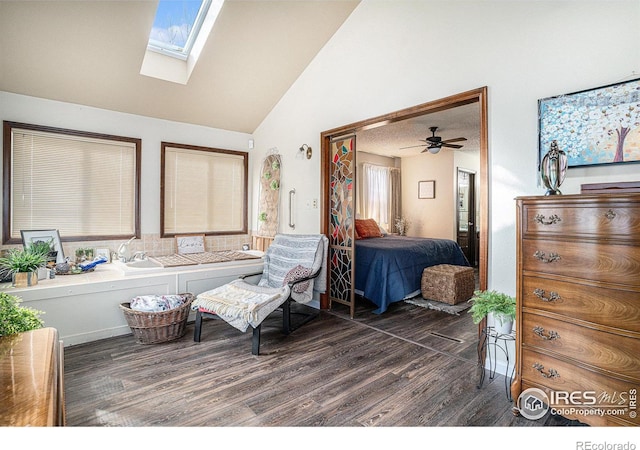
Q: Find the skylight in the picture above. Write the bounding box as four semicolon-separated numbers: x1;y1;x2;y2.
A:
148;0;211;60
141;0;224;84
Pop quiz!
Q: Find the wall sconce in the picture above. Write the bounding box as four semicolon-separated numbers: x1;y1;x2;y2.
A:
299;144;312;160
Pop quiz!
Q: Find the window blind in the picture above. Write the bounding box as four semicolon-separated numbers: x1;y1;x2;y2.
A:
163;145;246;235
8;126;138;241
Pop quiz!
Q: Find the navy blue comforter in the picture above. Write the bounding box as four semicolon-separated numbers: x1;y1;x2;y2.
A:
355;235;469;314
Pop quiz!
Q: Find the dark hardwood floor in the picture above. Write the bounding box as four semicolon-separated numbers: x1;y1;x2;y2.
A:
63;296;584;429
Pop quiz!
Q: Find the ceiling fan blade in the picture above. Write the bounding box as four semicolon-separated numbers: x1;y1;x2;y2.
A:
441;137;467;143
399;144;428;149
442;143;464;149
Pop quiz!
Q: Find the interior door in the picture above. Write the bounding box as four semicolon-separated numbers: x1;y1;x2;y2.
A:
327;135;356;318
457;169;477;267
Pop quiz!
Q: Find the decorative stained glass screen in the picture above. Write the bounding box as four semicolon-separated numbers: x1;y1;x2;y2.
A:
328;135;356;318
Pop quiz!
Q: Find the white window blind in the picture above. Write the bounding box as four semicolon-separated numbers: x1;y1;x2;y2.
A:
163;144;246;235
7;125;138;241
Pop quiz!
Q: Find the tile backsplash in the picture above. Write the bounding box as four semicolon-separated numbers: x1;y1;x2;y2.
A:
2;233;254;262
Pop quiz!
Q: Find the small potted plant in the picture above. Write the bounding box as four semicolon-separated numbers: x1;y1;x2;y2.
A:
0;292;44;336
28;240;56;279
0;248;48;288
29;239;57;265
468;289;516;334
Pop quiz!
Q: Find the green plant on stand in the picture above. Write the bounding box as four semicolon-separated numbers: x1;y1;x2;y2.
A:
0;248;47;288
0;292;44;336
468;289;516;334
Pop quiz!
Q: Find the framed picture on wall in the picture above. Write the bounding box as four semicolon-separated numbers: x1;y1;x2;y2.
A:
538;77;640;168
418;180;436;199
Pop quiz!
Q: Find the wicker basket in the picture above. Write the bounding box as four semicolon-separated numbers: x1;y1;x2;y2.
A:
119;293;194;344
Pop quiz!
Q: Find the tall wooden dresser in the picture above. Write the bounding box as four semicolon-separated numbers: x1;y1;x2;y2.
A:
512;194;640;426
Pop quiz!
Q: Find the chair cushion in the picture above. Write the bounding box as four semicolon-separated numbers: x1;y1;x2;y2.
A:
283;265;312;293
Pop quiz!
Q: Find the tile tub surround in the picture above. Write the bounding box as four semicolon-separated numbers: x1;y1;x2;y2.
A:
0;233;254;263
67;233;253;261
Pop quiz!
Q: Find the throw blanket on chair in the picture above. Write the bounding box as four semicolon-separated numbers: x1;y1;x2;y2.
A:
258;234;328;304
194;279;290;332
192;234;328;333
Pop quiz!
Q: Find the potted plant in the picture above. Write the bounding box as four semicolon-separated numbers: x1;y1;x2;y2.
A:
0;292;44;336
0;248;48;288
28;239;57;265
27;240;56;279
468;289;516;334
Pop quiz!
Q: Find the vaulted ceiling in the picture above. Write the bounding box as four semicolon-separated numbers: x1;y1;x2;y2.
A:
0;0;360;134
1;0;481;157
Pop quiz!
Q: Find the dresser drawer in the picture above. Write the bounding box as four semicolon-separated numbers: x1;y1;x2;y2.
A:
522;276;640;333
522;201;640;240
521;349;639;426
522;313;640;379
522;238;640;287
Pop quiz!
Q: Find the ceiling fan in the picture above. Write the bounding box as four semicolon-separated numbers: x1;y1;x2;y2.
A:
400;126;467;154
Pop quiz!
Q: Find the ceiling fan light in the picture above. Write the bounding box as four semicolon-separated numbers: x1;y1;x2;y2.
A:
428;146;441;154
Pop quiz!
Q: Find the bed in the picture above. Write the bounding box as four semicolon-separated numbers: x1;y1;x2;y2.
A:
354;235;470;314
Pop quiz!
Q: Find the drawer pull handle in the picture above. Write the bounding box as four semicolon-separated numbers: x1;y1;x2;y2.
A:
535;213;561;225
533;288;560;302
604;209;616;220
533;250;561;263
533;326;560;341
533;363;559;379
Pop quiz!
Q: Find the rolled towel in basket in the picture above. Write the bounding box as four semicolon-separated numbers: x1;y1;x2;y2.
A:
130;294;187;312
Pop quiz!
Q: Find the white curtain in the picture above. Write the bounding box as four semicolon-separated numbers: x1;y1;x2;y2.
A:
359;163;401;231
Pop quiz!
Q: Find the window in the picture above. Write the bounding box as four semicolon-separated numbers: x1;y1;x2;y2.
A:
3;122;141;244
161;142;247;237
357;163;401;232
148;0;209;59
141;0;224;84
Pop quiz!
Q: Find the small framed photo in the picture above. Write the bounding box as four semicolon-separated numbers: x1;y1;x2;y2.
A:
75;248;94;263
21;229;65;264
95;248;111;263
418;180;436;199
176;234;205;254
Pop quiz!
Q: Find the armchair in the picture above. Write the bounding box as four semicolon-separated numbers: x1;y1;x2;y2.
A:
192;234;328;355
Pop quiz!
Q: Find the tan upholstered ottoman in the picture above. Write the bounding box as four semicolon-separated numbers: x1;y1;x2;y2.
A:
421;264;475;305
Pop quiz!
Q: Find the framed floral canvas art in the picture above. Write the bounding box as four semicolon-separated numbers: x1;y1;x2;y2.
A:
538;78;640;168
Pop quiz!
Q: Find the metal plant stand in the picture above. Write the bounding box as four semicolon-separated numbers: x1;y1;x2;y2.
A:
477;326;516;401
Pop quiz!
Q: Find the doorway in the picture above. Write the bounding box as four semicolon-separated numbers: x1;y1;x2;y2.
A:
456;168;477;267
320;87;489;311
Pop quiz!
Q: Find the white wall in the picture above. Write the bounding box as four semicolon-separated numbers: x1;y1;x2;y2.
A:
0;91;254;239
401;152;455;239
252;0;640;297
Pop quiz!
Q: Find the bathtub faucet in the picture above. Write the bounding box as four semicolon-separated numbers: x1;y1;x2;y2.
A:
131;251;147;261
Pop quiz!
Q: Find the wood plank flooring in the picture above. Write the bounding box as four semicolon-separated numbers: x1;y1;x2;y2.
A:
63;297;581;428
